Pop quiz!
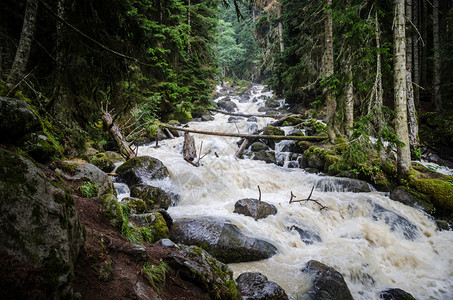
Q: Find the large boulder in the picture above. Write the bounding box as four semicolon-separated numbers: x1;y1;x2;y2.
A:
116;156;169;186
289;225;322;245
0;97;41;143
169;217;277;263
89;151;125;173
371;203;420;241
57;160;116;196
130;184;172;210
379;288;415;300
217;99;237;112
0;148;85;299
315;177;372;193
253;150;276;164
299;260;353;300
236;272;288;300
165;245;238;299
390;186;431;213
234;198;278;220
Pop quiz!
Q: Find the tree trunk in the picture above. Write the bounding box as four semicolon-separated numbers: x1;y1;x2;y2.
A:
183;132;197;162
323;0;336;143
433;0;441;110
7;0;38;87
345;60;354;138
394;0;411;176
413;0;420;107
278;5;284;52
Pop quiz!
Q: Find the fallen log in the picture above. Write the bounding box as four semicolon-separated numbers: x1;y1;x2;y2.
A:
102;112;136;160
155;122;328;142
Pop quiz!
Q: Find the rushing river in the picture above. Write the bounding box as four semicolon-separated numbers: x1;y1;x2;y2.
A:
133;84;452;299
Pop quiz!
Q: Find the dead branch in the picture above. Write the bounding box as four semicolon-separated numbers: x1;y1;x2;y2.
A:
289;186;327;210
101;111;136;160
257;185;262;202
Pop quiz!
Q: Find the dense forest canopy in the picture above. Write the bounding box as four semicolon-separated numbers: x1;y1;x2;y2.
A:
1;0;452;165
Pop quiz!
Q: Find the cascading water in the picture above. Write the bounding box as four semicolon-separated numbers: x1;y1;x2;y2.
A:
134;84;452;299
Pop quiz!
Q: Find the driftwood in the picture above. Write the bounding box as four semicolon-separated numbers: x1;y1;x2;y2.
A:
102;112;136;160
183;132;197;163
289;186;328;210
156;123;327;142
257;185;262;202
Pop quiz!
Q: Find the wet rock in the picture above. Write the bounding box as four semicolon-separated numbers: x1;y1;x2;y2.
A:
371;203;421;241
165;245;238;299
201;113;214;122
304;167;320;174
58;160;116;196
290;226;322;245
116;156;169;186
280;142;295;153
263;126;285;136
239;95;251;103
379;288;416;300
247;116;258;122
0;97;41;143
300;260;353;300
265;99;280;108
253;150;276;164
159;238;178;248
0;148;85;299
217;99;237;112
228;116;243;123
435;220;451;231
315;177;372;193
169;217;278;263
130;184;172;210
287;161;299;168
234;198;278;220
251;142;269;152
236;272;288;300
308;155;325;170
390;186;430;213
248;123;259;133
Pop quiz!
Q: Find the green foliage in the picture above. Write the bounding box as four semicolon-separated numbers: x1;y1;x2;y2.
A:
141;262;170;292
78;181;99;198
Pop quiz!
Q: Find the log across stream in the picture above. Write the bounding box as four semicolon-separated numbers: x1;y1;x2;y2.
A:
134;84;453;299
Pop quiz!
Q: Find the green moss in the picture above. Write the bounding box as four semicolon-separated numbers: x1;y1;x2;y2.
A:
409;177;453;212
263;126;285;136
148;213;170;242
101;194;123;229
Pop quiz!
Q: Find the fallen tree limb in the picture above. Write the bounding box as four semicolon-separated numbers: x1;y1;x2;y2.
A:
155;122;327;142
289;186;328;210
102;112;136;160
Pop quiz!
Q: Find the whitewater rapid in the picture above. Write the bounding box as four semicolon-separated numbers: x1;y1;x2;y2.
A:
134;84;453;299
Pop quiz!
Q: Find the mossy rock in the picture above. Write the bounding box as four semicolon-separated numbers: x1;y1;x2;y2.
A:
121;197;147;214
99;194;123;229
130;184;172;210
284;116;304;126
252;150;276;164
130;212;170;242
116;156;169;186
250;142;268;152
19;132;63;162
265;99;280;108
262;126;285;136
408;177;453;212
89;153;116;173
293;141;312;154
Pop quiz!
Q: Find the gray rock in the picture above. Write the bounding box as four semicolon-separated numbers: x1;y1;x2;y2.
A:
253;150;276;164
169;217;277;263
390;186;430;213
0;148;85;299
265;99;280;108
247;117;258;122
290;225;322;245
228;116;243;123
0;97;41;143
435;220;451;231
165;245;238;299
315;177;372;193
19;132;62;162
201;113;214;122
379;288;416;300
251;142;269;152
98;193;123;229
116;156;169;186
300;260;353;300
130;184;172;210
234;198;277;220
308;155;324;170
160;238;178;248
236;272;288;300
129;212;170;242
304;167;320;174
58;160;116;197
217;99;237;112
371;203;420;241
89;151;125;173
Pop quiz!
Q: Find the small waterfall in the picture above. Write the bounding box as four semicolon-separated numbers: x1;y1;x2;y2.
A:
134;84;453;299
